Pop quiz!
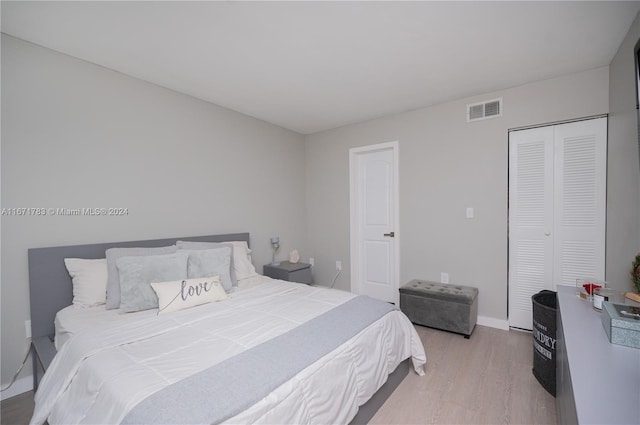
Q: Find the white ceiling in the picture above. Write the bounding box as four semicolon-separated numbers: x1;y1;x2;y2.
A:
2;1;639;135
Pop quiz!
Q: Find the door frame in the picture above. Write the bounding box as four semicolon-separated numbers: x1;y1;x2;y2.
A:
349;141;400;305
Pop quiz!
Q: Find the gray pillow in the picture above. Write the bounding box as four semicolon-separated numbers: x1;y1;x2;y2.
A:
105;245;177;309
176;241;237;286
116;251;189;313
185;247;233;292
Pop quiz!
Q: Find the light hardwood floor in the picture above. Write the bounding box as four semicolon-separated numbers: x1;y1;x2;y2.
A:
1;325;556;425
371;325;557;425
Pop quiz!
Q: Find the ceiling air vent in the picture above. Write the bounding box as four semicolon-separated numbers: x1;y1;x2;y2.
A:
467;98;503;122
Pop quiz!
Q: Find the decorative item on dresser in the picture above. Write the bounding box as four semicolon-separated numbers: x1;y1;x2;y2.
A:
631;252;640;292
626;254;640;303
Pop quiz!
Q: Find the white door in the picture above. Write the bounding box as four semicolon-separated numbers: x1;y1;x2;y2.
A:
508;126;555;330
509;117;607;330
350;142;399;304
553;119;607;286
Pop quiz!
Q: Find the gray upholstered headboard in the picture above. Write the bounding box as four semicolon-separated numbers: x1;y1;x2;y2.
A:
28;233;250;340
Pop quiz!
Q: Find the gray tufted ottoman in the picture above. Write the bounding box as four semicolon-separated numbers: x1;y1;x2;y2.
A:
399;279;478;338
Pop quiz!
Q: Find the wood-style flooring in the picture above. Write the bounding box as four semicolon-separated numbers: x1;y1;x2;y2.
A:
1;390;34;425
1;324;556;425
370;325;557;424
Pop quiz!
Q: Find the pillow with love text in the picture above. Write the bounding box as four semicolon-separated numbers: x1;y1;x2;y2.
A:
150;276;228;314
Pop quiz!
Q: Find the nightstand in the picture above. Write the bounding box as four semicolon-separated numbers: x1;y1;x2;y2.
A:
263;261;312;284
32;336;56;390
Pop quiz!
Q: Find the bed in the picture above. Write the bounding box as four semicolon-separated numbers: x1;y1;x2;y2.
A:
27;233;426;425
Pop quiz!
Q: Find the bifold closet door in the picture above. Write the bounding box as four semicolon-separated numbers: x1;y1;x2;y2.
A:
509;126;555;331
552;119;607;286
508;117;606;330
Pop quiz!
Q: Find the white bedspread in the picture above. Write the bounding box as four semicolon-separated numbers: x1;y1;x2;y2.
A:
32;279;426;425
54;276;269;351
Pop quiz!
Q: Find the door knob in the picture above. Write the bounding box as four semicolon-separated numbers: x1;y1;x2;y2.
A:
544;231;551;236
384;232;395;237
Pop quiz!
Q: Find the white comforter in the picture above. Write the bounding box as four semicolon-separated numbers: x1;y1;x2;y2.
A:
32;279;426;425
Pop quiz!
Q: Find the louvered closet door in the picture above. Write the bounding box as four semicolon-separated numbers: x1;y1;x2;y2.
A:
553;119;607;286
509;127;554;331
508;117;606;330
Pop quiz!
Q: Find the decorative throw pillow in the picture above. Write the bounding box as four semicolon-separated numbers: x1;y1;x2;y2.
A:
229;241;258;280
151;276;228;315
64;258;108;307
176;241;237;286
116;251;188;313
105;245;177;310
185;247;233;291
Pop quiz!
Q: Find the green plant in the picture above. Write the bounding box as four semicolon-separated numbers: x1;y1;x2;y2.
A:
632;253;640;293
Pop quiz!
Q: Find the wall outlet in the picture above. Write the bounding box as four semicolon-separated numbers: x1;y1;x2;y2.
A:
440;272;450;284
25;320;31;339
336;260;342;271
466;207;474;219
309;257;314;267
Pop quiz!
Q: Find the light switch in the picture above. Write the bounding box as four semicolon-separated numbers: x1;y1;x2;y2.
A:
466;207;474;219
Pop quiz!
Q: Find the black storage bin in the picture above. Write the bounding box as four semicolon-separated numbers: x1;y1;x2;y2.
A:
531;290;557;397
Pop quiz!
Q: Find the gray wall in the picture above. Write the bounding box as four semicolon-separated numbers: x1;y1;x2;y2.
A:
607;13;640;292
305;67;610;325
1;35;307;390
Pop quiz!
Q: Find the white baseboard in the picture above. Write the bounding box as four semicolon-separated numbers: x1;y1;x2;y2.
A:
1;375;33;400
477;315;510;330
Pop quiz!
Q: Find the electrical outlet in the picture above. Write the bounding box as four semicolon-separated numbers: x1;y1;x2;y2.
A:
466;207;474;219
441;272;449;284
336;260;342;271
309;257;315;267
25;320;31;339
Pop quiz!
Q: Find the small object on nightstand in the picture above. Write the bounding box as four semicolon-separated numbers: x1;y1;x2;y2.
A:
288;249;300;264
270;236;280;265
263;261;312;284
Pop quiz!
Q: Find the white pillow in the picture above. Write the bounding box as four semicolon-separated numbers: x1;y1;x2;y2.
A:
151;276;228;314
64;258;108;307
229;241;259;280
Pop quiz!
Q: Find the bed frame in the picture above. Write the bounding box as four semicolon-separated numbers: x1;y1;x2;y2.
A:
27;231;408;424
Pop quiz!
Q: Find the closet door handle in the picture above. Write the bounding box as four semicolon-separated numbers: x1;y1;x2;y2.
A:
544;231;551;236
384;232;395;238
